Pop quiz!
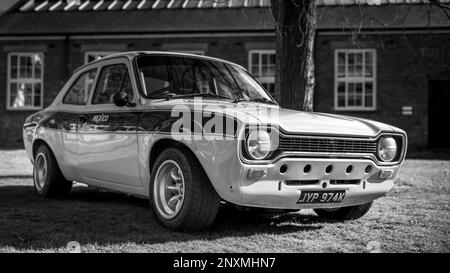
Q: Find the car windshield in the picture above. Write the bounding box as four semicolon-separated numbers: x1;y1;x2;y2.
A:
136;55;276;104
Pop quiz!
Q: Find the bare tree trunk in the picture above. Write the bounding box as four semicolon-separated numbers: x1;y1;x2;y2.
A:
271;0;316;111
302;0;316;112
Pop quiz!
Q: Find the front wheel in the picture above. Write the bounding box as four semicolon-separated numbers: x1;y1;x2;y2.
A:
150;148;220;230
314;202;373;221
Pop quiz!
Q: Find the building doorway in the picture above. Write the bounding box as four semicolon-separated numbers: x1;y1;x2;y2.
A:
428;80;450;148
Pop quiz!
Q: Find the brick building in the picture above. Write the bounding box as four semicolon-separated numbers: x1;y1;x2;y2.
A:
0;0;449;149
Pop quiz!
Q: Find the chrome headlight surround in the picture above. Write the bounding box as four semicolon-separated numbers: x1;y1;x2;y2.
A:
240;125;279;162
246;130;272;160
377;136;398;162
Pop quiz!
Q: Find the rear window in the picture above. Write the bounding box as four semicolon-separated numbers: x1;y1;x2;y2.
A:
62;69;97;105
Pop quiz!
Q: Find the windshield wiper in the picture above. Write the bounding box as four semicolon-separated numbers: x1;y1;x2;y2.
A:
233;97;276;105
247;98;277;105
232;97;249;103
168;93;232;100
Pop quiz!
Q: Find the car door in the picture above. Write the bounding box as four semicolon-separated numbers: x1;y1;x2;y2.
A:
77;58;142;188
58;67;99;181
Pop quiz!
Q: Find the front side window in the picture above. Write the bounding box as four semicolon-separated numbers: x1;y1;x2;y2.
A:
92;64;134;104
248;50;276;96
335;49;376;110
136;55;274;104
63;69;97;105
7;53;44;110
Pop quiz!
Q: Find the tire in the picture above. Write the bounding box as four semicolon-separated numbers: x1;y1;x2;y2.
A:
149;147;220;230
314;202;373;221
33;145;72;198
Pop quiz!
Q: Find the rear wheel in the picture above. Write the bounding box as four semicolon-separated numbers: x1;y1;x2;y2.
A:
33;145;72;198
314;202;373;221
150;148;220;230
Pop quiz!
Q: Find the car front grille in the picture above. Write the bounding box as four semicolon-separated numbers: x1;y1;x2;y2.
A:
277;135;378;155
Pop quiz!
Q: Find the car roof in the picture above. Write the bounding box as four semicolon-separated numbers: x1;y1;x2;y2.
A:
74;51;246;74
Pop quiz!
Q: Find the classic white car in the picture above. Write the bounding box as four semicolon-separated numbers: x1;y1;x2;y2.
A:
23;52;407;230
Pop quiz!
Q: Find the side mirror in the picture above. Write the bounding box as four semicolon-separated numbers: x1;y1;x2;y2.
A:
113;91;135;107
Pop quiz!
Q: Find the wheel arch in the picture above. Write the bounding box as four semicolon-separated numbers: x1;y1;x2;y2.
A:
31;138;70;181
149;138;197;174
32;138;52;159
147;138;224;196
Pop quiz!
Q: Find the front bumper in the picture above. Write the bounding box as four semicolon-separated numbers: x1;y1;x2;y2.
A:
235;158;399;209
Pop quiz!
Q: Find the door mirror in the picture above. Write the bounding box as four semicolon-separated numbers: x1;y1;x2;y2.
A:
113;91;135;107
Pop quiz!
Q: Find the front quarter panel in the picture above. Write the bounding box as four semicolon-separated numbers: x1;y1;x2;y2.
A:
137;110;244;204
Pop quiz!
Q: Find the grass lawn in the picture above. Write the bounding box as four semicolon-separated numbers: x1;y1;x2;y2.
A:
0;150;448;253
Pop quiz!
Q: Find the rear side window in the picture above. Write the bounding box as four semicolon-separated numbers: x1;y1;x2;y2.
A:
63;69;97;105
92;64;134;104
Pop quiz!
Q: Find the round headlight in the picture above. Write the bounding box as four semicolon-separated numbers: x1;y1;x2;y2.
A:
378;137;398;162
246;130;272;160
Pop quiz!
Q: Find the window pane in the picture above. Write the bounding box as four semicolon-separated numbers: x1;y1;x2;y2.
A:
365;64;373;77
337;52;345;66
355;53;363;77
338;95;346;107
34;83;42;107
93;64;127;104
24;83;33;106
252;53;259;66
251;53;259;76
10;55;18;79
365;82;373;94
337;64;345;78
64;69;97;105
347;53;355;77
270;54;276;67
347;82;355;106
19;56;33;78
10;83;19;107
365;51;374;77
365;51;373;64
34;54;43;79
337;82;345;95
355;82;363;106
262;54;268;66
337;81;346;107
365;82;374;107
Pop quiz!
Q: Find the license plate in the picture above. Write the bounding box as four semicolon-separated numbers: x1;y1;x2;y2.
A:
297;190;346;204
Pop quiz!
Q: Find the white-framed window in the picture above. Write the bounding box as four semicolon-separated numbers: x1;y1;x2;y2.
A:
335;49;377;111
7;52;44;110
248;50;275;96
85;51;118;64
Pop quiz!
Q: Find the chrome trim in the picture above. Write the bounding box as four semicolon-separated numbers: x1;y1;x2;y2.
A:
238;125;407;166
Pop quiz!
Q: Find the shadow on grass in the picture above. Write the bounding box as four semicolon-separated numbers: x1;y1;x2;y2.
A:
0;185;326;250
